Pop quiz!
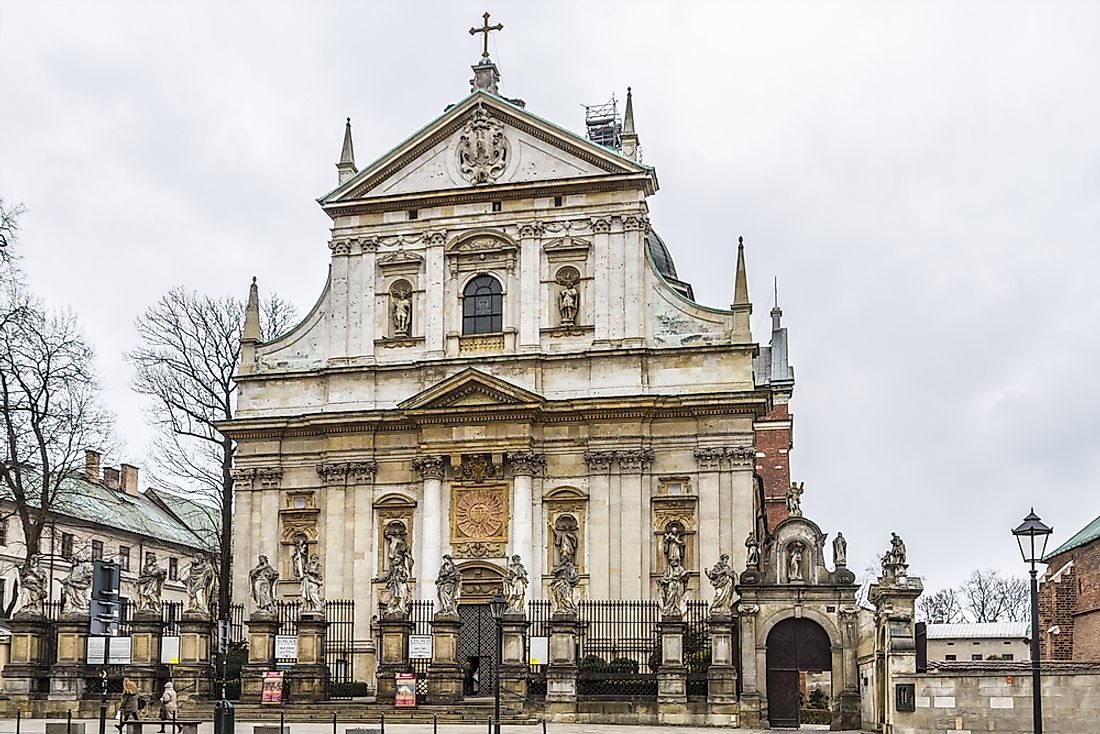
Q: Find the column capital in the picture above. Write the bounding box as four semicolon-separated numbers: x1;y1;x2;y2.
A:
693;445;757;471
317;461;378;485
506;450;545;476
590;216;612;234
413;455;446;480
517;221;545;238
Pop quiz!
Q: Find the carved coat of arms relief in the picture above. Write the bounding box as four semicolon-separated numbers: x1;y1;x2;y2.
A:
456;105;509;185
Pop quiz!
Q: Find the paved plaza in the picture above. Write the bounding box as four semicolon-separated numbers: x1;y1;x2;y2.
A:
0;720;848;734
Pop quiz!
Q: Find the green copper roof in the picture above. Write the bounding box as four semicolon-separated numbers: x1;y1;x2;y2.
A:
1044;512;1100;560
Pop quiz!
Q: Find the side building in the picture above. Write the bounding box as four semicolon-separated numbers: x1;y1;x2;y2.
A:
1040;510;1100;661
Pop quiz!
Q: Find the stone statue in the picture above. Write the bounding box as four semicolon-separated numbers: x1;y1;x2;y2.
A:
553;516;578;566
890;533;907;566
249;555;279;615
662;522;686;568
59;557;94;615
745;533;761;568
833;532;848;568
301;553;325;613
658;560;688;618
392;289;412;337
504;555;528;615
136;553;167;614
184;554;216;614
882;532;909;579
374;539;414;618
559;282;579;326
435;554;461;616
787;543;803;582
786;482;804;517
17;555;47;617
549;559;579;615
291;537;308;580
705;554;736;615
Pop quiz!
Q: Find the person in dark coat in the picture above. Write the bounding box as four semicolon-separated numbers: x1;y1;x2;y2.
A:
116;678;140;731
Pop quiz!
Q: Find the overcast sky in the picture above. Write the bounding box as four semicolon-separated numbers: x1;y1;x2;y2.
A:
2;1;1098;594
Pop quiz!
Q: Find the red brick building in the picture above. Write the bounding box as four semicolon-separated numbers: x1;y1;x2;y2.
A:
1039;512;1100;660
753;300;795;530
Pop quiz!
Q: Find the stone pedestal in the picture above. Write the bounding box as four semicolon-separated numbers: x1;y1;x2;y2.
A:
545;613;578;706
498;613;529;707
656;617;687;707
706;613;738;703
5;614;52;698
174;612;215;700
287;612;329;702
242;614;279;700
129;612;167;695
426;612;463;704
50;614;91;699
374;615;412;703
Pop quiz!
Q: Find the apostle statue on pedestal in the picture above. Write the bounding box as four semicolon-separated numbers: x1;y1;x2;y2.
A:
18;555;47;617
185;554;216;614
301;553;325;613
504;555;528;615
549;559;579;615
59;556;94;615
249;555;279;615
435;554;461;616
705;554;736;616
136;553;167;614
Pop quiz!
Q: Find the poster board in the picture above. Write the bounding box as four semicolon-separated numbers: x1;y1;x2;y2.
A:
87;636;106;664
107;636;132;665
274;635;298;668
395;673;417;707
261;671;284;704
529;636;549;665
408;634;433;659
161;635;181;665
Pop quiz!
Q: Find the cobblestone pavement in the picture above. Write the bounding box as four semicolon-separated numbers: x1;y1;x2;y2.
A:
0;719;852;734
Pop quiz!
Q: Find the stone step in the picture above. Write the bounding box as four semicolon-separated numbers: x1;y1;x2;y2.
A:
178;701;535;724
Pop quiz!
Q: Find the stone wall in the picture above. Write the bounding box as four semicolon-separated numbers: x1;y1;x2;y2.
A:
753;401;792;530
892;663;1100;734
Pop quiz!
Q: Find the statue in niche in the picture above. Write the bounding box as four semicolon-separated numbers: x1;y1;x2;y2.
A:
184;554;216;614
786;482;804;517
504;555;528;614
391;282;412;337
553;515;579;566
435;554;462;616
136;553;167;614
833;532;848;568
249;555;279;615
549;559;579;615
556;268;580;327
301;553;325;613
291;535;308;580
59;556;94;615
658;560;688;617
18;555;47;617
705;554;736;616
745;532;761;568
787;543;804;582
374;538;414;617
662;521;686;568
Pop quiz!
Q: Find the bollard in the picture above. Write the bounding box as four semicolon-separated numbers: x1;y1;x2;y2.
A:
433;714;437;734
172;711;178;734
487;716;492;733
543;721;547;734
332;712;336;734
379;713;384;734
279;708;285;734
67;709;73;734
16;708;21;734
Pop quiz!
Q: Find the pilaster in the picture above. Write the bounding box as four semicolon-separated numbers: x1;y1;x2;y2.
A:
242;614;279;700
414;454;446;599
517;222;542;348
545;613;578;708
498;613;529;707
50;614;90;699
288;613;329;701
591;217;611;343
427;612;463;704
328;239;351;361
656;618;687;708
375;617;413;703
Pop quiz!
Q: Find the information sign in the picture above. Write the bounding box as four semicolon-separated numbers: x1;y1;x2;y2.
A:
395;673;417;707
408;634;433;659
87;636;106;665
161;635;181;665
274;635;299;662
529;636;549;666
107;636;133;665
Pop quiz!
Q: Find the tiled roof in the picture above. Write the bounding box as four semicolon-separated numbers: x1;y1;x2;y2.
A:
0;473;210;551
1044;512;1100;560
146;488;221;552
926;622;1029;640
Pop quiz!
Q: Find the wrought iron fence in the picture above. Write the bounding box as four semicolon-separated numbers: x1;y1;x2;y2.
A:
525;600;552;698
230;603;245;644
684;600;712;700
409;600;434;697
577;600;660;699
326;599;356;698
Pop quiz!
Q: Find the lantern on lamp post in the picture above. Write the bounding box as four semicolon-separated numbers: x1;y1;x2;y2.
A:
1012;508;1053;734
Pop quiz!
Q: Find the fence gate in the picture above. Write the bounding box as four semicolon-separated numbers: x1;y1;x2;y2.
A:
457;603;497;697
325;600;355;698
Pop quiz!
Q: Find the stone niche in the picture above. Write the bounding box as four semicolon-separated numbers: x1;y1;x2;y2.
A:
374;493;417;572
280;490;319;580
543;486;588;573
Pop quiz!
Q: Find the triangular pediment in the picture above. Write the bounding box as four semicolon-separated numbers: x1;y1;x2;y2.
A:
320;92;655;207
399;368;544;411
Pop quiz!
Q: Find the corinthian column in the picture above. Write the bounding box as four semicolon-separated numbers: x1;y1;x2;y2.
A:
507;451;545;566
413;455;447;599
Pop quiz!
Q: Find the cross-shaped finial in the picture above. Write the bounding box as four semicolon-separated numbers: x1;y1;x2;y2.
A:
469;12;503;60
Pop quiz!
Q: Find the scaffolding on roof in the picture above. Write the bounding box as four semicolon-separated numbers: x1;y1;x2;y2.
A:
584;95;623;150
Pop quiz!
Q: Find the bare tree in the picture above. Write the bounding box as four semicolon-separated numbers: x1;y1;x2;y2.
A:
917;587;966;624
128;286;296;616
0;198;26;267
960;569;1029;623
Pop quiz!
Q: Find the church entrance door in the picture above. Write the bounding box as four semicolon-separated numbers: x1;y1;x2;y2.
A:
457;603;498;698
765;617;831;728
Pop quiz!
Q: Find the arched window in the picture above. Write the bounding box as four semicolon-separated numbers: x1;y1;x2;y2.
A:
462;275;503;334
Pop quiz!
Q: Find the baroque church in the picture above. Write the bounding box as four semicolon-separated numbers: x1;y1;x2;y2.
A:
223;23;810;710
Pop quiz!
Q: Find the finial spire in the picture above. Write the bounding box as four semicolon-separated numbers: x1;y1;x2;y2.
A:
621;86;640;160
771;276;783;331
730;236;753;338
336;117;357;185
240;276;262;375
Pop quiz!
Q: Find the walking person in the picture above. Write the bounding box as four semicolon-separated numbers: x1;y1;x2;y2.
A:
158;681;179;733
116;678;141;732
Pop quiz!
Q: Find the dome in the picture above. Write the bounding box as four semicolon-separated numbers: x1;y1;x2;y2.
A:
645;229;679;280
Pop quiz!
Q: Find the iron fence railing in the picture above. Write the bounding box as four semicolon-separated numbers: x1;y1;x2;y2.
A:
409;600;434;697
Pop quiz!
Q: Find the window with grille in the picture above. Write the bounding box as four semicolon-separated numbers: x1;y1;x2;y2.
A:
119;545;131;571
91;540;103;560
0;518;6;545
462;275;503;334
169;557;178;580
61;532;74;559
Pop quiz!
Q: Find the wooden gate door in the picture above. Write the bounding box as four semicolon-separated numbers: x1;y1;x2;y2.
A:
765;617;832;728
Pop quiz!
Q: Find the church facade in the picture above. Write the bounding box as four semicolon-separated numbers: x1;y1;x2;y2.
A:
223;55;790;687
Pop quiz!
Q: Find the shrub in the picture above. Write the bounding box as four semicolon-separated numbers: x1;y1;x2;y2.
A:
608;657;639;674
579;655;607;672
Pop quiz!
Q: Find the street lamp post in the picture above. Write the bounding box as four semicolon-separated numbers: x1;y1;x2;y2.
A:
1013;508;1053;734
488;593;506;734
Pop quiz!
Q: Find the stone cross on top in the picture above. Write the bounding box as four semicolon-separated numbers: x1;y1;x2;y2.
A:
469;12;503;60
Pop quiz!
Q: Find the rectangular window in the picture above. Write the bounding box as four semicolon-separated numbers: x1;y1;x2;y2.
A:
491;201;502;212
947;642;954;646
119;545;131;571
553;195;563;207
407;209;418;220
1003;654;1014;661
61;532;74;560
0;578;5;610
169;557;178;581
666;482;682;496
91;540;103;560
0;517;6;545
972;654;983;661
945;654;956;661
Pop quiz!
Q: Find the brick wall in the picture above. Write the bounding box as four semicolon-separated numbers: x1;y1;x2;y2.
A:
754;401;792;530
1040;536;1100;661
